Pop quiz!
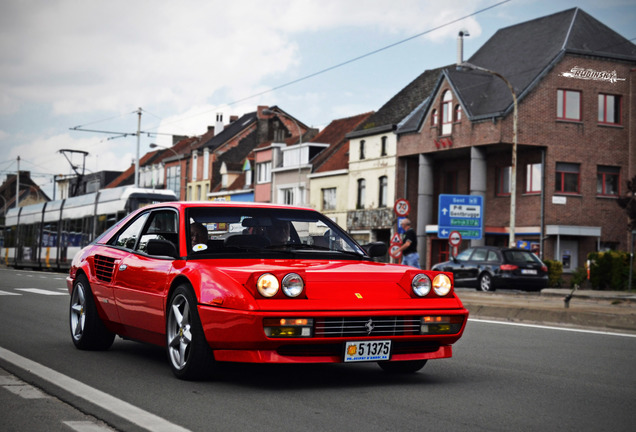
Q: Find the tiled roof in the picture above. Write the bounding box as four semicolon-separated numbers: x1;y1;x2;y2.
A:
106;150;163;188
311;112;373;173
194;112;257;151
448;7;636;119
350;65;449;138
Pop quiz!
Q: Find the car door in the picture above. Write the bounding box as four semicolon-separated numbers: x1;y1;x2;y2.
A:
87;212;151;324
111;209;179;335
451;248;476;286
462;247;488;284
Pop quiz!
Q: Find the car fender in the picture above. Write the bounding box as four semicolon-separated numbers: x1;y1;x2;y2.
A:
172;262;257;311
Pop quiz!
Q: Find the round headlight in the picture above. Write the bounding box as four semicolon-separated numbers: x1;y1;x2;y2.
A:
412;274;431;297
282;273;304;298
433;274;452;296
257;273;279;298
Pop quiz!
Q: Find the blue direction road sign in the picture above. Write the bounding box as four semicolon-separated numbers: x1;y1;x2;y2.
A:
438;194;483;239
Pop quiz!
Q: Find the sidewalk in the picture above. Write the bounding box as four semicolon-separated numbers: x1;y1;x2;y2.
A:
456;288;636;334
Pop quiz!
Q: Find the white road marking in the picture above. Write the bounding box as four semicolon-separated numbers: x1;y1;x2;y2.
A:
15;288;68;296
0;290;20;296
1;375;49;399
63;421;116;432
469;318;636;338
0;347;191;432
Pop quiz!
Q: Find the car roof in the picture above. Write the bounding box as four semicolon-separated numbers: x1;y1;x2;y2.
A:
143;201;315;212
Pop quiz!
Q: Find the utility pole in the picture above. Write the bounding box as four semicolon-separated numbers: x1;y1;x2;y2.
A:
16;156;20;208
135;107;142;188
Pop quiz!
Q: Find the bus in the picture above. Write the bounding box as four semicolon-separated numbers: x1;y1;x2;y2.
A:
4;186;177;271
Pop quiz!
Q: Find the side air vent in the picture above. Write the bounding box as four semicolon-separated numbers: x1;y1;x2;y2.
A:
94;255;116;283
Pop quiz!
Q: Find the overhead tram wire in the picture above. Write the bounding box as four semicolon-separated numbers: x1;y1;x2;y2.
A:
68;1;512;136
150;0;512;131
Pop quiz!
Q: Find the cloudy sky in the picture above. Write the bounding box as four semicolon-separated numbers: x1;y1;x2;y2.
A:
1;0;634;198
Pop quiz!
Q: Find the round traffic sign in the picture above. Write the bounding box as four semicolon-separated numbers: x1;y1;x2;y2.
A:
448;230;462;246
389;243;402;259
394;199;410;216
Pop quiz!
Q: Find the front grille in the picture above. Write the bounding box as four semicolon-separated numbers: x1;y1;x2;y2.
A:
315;316;421;338
93;255;116;283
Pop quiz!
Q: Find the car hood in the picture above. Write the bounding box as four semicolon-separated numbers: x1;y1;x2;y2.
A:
197;259;464;311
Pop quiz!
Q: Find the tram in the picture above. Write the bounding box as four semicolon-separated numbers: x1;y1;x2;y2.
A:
3;186;177;271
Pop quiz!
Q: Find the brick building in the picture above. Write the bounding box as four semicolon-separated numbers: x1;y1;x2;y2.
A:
395;8;636;272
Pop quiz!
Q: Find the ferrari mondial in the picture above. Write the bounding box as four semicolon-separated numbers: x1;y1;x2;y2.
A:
68;202;468;380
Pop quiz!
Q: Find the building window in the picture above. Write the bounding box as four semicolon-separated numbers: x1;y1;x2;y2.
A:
497;166;512;196
203;149;210;180
359;140;366;160
282;188;295;205
557;89;581;121
454;104;462;122
597;166;620;197
555;162;580;194
381;136;388;156
322;188;336;210
356;179;366;209
378;176;388;208
256;162;271;184
441;90;453;135
598;94;621;125
525;163;542;194
166;165;181;197
431;109;438;126
192;153;198;180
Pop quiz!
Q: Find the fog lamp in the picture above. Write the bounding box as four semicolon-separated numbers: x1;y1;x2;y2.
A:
420;315;464;335
263;318;313;338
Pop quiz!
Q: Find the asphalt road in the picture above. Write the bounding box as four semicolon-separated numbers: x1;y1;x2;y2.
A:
1;268;635;432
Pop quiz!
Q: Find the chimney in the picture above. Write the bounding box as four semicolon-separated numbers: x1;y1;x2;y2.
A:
457;30;470;65
215;113;224;134
230;115;239;123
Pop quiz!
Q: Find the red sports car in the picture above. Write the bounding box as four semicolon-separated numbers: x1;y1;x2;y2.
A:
67;202;468;380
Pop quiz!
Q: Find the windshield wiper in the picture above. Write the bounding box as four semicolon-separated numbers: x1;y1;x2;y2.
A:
275;243;366;258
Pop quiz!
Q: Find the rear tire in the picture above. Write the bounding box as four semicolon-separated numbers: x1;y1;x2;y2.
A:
378;360;427;374
69;274;115;350
166;285;215;380
479;273;494;292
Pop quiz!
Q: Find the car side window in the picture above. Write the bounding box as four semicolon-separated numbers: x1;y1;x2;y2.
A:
471;248;488;261
455;248;473;261
137;210;179;253
486;250;499;263
113;212;150;250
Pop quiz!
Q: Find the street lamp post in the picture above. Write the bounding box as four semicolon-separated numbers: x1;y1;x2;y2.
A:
461;62;518;247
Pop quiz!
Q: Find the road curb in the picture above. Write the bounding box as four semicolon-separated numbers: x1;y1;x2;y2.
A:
463;302;636;333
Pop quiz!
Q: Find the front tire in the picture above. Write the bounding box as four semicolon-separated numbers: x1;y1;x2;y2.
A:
378;360;427;374
478;273;494;292
69;274;115;350
166;285;215;380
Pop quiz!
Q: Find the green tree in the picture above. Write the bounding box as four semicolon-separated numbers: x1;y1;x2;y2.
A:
617;175;636;230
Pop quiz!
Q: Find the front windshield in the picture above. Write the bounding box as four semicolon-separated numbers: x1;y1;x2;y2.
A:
186;206;366;258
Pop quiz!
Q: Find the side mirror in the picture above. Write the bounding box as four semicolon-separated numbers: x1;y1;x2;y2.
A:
363;241;388;258
146;239;177;258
